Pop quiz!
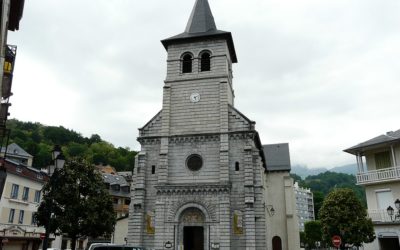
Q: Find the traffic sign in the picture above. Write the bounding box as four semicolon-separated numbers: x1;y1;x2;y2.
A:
40;233;46;240
332;235;341;248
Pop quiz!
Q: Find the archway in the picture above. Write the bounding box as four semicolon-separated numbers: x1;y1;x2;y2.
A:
178;207;206;250
272;236;282;250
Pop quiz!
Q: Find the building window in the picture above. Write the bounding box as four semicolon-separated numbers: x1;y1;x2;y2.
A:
182;53;193;73
200;51;211;71
186;154;203;171
18;210;24;224
375;151;392;169
34;190;41;203
235;162;240;171
31;213;37;225
8;209;15;223
22;187;29;201
10;184;19;199
151;165;156;174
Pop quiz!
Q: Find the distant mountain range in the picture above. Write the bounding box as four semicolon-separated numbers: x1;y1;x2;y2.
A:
292;163;358;179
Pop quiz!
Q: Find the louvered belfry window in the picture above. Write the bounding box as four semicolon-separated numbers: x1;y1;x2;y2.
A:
182;54;193;73
200;52;211;72
375;151;392;169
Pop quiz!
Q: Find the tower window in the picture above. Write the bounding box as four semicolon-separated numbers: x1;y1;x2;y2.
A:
200;52;211;72
182;53;193;73
152;165;156;174
235;162;240;171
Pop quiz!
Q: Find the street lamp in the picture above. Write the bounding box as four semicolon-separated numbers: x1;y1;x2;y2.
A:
387;199;400;221
42;145;65;250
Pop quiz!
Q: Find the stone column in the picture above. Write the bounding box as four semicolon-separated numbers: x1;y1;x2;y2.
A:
155;199;166;249
219;193;231;250
127;152;147;245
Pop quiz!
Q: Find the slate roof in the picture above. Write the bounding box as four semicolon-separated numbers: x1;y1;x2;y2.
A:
344;129;400;155
263;143;291;172
102;173;130;198
1;143;32;157
161;0;237;63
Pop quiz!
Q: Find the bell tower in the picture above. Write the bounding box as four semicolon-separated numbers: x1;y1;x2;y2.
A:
161;0;237;136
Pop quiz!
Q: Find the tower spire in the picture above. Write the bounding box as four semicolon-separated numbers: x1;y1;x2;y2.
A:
185;0;217;34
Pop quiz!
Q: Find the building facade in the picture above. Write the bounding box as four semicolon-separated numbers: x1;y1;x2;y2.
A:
127;1;299;249
345;129;400;250
294;182;315;232
0;159;46;250
263;144;300;250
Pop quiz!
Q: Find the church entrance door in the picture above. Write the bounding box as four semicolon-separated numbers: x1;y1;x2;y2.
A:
183;226;204;250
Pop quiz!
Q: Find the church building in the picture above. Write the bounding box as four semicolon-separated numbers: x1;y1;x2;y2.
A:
127;1;299;249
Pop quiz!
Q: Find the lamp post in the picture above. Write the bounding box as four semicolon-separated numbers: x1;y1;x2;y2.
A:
42;145;65;250
387;199;400;222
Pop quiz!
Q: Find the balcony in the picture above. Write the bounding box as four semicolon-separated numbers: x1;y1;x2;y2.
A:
368;209;400;224
356;166;400;185
113;204;129;212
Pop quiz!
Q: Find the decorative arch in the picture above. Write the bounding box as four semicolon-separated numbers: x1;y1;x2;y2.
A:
199;50;211;72
181;52;193;73
174;202;211;223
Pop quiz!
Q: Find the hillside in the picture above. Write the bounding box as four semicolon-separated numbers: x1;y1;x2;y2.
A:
292;163;357;178
5;119;137;171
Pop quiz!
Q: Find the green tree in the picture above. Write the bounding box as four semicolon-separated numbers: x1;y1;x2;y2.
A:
304;220;323;249
319;188;375;249
35;159;116;250
313;191;324;220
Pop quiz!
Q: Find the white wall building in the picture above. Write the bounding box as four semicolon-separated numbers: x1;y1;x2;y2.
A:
294;182;315;232
0;159;46;250
345;129;400;250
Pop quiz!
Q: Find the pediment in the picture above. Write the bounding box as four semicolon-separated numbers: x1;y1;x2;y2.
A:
139;110;162;137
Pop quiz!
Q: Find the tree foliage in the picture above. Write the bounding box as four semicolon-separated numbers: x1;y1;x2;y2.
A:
291;171;366;208
6;119;137;171
35;160;116;250
304;220;323;249
319;188;375;248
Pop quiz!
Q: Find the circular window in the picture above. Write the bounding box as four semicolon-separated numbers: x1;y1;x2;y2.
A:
186;154;203;171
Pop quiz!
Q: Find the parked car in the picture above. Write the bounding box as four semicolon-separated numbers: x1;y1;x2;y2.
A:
88;244;149;250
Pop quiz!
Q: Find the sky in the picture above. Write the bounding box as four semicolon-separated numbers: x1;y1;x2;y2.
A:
7;0;400;168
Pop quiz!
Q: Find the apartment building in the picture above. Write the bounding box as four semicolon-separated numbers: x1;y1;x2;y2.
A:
0;158;47;250
294;182;315;232
345;129;400;250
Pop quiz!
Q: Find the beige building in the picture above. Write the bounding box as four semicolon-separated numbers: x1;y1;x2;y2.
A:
345;129;400;250
263;144;300;250
0;159;46;250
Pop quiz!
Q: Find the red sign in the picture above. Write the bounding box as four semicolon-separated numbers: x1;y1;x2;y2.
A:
332;235;342;248
40;233;46;240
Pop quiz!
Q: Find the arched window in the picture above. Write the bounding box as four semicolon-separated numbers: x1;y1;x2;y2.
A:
182;53;193;73
200;52;211;72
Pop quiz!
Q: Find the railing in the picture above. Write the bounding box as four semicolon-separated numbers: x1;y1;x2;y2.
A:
356;166;400;185
113;204;129;211
368;209;398;223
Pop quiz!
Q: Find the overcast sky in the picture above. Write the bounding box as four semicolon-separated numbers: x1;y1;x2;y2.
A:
8;0;400;168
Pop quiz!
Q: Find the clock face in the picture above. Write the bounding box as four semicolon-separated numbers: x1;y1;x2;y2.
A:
190;93;201;103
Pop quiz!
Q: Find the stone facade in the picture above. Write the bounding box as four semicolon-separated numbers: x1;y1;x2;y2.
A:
127;1;298;249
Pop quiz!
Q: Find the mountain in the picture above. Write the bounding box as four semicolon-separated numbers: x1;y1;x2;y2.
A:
292;163;357;178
